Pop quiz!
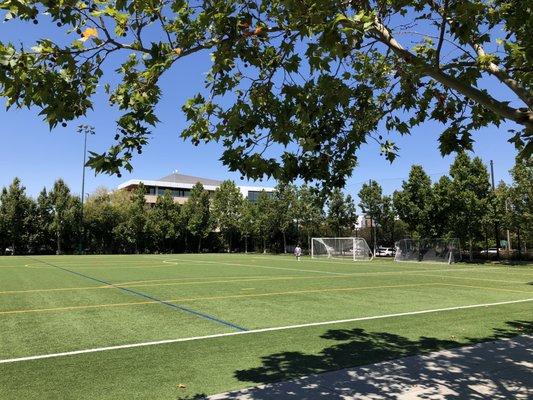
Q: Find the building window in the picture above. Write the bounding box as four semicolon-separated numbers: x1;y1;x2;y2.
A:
247;191;273;202
153;187;191;198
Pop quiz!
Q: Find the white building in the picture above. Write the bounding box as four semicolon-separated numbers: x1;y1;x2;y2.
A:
118;172;275;204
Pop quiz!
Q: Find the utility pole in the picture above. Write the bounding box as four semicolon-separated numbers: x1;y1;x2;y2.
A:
369;179;377;255
505;199;511;251
490;160;500;260
77;125;95;254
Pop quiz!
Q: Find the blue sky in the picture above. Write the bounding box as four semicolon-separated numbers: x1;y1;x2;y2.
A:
0;14;521;202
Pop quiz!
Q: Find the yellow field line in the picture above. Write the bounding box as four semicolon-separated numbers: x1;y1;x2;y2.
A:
0;283;437;315
113;274;283;286
0;275;331;295
2;266;529;296
408;273;525;285
437;283;532;294
119;275;333;289
1;281;531;316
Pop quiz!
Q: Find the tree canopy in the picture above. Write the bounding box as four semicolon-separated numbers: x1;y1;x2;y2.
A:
393;165;434;238
0;158;530;257
1;1;530;185
211;180;243;251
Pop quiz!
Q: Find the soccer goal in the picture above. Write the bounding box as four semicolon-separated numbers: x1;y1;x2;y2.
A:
311;237;374;261
394;238;461;264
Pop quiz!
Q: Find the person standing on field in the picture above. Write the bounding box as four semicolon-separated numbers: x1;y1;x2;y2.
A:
294;244;302;261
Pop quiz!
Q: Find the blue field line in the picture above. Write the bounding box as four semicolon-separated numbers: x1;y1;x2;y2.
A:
27;257;248;332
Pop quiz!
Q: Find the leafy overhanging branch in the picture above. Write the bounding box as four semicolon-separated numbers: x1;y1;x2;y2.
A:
0;0;531;185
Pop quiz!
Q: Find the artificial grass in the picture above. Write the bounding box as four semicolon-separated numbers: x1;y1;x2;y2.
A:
0;254;531;399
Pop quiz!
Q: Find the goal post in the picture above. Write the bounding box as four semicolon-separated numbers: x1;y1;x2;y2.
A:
394;238;461;264
311;237;374;261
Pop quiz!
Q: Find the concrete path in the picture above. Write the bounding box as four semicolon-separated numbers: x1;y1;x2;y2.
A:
208;335;532;399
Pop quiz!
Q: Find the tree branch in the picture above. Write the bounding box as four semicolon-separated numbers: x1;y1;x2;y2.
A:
426;1;532;109
434;0;448;66
471;42;533;108
368;18;533;129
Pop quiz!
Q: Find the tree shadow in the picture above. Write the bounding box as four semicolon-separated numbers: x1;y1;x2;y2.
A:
200;320;532;399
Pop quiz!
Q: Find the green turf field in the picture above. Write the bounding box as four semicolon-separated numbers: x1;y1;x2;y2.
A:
0;254;531;399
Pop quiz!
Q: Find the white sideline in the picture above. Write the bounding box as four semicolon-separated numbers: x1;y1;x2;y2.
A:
162;258;355;276
162;259;530;282
1;298;532;365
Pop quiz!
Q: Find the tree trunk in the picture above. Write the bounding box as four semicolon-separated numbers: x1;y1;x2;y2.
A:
517;228;522;261
391;219;395;246
469;238;473;261
244;236;248;254
485;229;489;260
198;237;202;253
57;230;62;255
369;217;374;252
262;237;266;254
283;231;287;253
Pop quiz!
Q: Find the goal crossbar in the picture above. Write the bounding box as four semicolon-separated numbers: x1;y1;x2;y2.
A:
311;237;374;261
394;238;461;264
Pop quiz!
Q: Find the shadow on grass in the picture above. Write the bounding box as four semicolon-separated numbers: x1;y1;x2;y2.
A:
182;320;532;399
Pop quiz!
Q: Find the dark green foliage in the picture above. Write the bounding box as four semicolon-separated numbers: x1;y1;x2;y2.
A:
297;185;326;249
254;191;277;253
183;183;212;252
446;153;491;259
49;179;81;254
273;183;298;252
0;178;31;255
358;182;400;248
211;181;243;252
393;166;434;238
326;188;358;237
148;190;183;253
388;153;532;258
0;154;530;256
0;1;530;186
113;182;149;253
84;188;119;253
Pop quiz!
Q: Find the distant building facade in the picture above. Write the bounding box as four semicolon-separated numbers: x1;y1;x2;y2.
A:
118;173;275;204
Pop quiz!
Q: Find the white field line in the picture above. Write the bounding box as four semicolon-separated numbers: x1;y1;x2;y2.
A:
162;259;354;276
1;298;532;365
164;255;533;276
4;260;527;295
249;255;533;273
162;259;530;281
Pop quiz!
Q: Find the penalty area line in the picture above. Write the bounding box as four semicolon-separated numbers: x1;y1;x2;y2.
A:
1;298;532;365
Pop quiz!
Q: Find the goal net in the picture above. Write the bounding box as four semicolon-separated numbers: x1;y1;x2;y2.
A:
394;238;461;264
311;237;374;261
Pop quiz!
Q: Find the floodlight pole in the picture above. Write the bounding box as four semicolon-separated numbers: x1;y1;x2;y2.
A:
369;179;377;255
78;125;95;255
490;160;500;260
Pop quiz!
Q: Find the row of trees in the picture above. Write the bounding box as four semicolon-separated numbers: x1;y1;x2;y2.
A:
0;177;366;255
360;153;532;260
0;153;530;258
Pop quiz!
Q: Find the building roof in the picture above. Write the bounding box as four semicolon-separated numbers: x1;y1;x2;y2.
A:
117;173;275;194
157;173;224;186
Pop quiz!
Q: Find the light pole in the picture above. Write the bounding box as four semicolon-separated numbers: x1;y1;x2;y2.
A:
77;125;95;254
490;160;500;260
